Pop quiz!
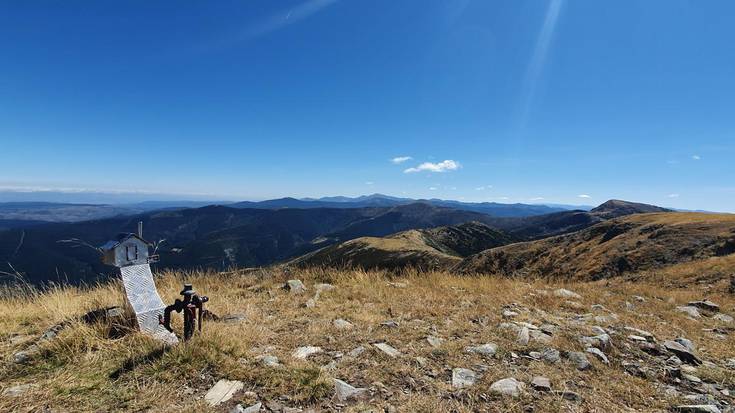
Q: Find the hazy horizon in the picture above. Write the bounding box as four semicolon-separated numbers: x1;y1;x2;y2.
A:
2;1;734;211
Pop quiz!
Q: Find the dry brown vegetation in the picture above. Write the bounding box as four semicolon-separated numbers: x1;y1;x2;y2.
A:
1;266;734;412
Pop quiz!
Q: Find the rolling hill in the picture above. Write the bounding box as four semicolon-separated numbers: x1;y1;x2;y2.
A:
455;212;735;281
292;221;516;271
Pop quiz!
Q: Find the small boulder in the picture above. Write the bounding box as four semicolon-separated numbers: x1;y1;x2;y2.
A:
541;348;561;364
2;384;35;397
687;300;720;313
255;354;280;368
530;376;551;392
676;306;702;319
585;347;609;364
566;351;592;370
465;343;497;357
334;378;367;401
333;319;354;329
284;280;307;294
517;326;530;346
674;405;722;413
205;379;244;406
713;313;733;323
374;342;401;358
489;378;525;398
292;346;322;359
663;340;701;365
426;336;444;348
380;320;400;328
452;368;477;388
231;403;262;413
554;288;582;299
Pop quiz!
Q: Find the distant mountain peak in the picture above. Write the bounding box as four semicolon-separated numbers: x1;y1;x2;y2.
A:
591;199;672;219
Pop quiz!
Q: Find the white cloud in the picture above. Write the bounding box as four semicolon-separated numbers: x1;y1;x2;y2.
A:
578;194;591;198
668;193;680;198
529;197;545;201
667;160;680;165
475;185;493;191
429;187;438;191
365;181;374;186
391;156;412;164
692;155;701;160
496;196;510;200
404;159;460;173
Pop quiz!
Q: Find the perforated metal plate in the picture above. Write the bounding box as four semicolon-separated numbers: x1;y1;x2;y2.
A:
120;264;178;344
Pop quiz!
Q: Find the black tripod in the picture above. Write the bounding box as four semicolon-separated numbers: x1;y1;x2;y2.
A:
159;284;209;341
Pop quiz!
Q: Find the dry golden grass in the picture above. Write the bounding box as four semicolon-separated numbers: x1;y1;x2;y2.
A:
1;267;734;412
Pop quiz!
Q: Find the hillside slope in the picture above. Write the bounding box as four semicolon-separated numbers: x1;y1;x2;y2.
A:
456;212;735;280
293;222;515;271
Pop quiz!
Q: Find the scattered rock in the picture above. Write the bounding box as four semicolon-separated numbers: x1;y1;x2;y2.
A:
675;337;695;352
677;306;702;319
674;405;722;413
426;336;444;348
529;329;552;344
541;348;561;363
540;323;559;335
255;354;281;367
713;313;733;323
465;343;497;357
502;310;519;318
628;334;649;342
531;376;551;392
633;295;646;302
517;326;530;346
334;378;367;401
284;279;307;294
556;390;583;402
2;384;35;397
580;334;610;350
687;300;720;313
565;351;592;370
304;298;317;308
231;402;262;413
554;288;582;299
374;342;401;358
663;340;701;365
205;379;244;406
314;283;335;292
452;368;477;388
585;347;609;364
380;320;400;328
292;346;323;359
624;326;655;341
332;318;353;329
348;346;366;357
489;378;525;398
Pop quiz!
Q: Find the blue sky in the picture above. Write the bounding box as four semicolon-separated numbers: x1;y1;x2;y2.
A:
1;1;734;211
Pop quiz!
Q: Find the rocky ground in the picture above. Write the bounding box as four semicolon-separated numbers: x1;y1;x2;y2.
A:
1;268;734;412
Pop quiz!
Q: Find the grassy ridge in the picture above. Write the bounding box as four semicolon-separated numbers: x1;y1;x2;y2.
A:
1;267;734;412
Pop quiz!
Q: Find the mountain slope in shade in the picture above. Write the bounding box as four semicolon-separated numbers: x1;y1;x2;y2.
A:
292;221;516;271
455;212;735;281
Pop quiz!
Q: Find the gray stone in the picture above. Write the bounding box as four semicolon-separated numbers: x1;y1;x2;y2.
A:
426;335;444;348
284;279;307;294
2;384;35;397
502;309;519;318
580;334;610;350
675;337;695;352
465;343;497;357
531;376;551;392
334;378;367;401
348;346;366;357
205;380;244;406
452;368;477;388
687;300;720;313
489;378;525;398
554;288;582;299
314;283;335;292
374;342;401;358
713;313;733;323
664;340;701;365
231;403;262;413
517;326;530;346
556;390;582;402
540;323;559;335
585;347;609;364
222;313;247;323
333;319;353;329
590;326;607;335
677;306;702;318
628;334;648;342
529;329;552;344
541;348;561;363
292;346;322;359
255;354;280;367
304;298;317;308
380;320;400;328
674;405;721;413
624;326;655;341
566;351;592;370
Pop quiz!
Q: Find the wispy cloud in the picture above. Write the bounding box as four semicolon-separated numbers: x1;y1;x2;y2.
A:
578;194;591;198
529;197;545;201
404;160;460;174
692;155;701;160
668;193;680;198
496;196;510;201
517;0;564;129
667;160;680;165
429;187;438;191
391;156;412;164
475;185;493;191
365;181;374;186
